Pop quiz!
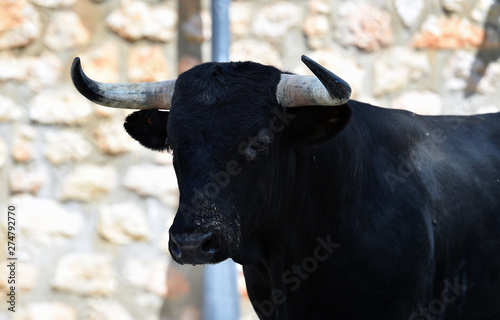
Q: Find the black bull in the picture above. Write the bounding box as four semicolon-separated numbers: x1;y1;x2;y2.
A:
71;56;500;319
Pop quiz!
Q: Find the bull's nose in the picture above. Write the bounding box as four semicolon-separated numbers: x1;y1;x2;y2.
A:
169;232;218;265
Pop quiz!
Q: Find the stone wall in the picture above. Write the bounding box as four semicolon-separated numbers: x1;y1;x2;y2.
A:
0;0;499;319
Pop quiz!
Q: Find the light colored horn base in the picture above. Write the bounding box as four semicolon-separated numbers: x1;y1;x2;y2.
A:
90;81;176;110
276;74;349;108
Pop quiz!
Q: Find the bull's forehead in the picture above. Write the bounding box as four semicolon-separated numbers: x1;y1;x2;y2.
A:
171;61;282;112
167;102;270;163
167;61;282;148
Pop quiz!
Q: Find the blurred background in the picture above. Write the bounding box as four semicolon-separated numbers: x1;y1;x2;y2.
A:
0;0;499;319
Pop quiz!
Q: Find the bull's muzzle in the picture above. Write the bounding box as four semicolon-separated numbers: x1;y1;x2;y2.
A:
169;231;218;265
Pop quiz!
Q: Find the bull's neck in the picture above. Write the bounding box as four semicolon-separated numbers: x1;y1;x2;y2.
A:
287;128;364;223
274;102;420;236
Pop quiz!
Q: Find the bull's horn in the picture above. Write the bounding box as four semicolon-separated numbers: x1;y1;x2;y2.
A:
276;55;351;108
71;57;175;110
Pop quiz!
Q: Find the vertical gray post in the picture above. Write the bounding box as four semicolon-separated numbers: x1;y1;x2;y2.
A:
202;1;239;320
203;260;239;320
211;0;230;62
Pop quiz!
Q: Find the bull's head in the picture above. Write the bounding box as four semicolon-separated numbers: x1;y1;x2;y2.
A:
71;56;351;265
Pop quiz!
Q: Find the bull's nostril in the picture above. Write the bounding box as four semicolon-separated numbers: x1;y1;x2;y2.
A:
171;241;181;257
169;237;182;259
201;233;218;253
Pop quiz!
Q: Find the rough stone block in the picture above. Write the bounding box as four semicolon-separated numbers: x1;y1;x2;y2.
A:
336;3;393;51
93;117;136;155
0;95;25;122
8;194;83;245
29;88;93;126
11;125;37;163
412;15;484;49
122;164;178;206
52;252;116;296
79;42;120;83
85;300;134;320
10;165;49;194
308;0;331;14
128;46;170;82
373;47;430;96
123;258;168;296
44;130;92;165
30;0;75;8
252;2;303;39
44;11;90;51
0;52;63;92
59;165;116;202
230;39;281;67
14;301;77;320
303;13;329;38
392;0;425;28
98;201;150;244
106;0;177;42
0;0;41;50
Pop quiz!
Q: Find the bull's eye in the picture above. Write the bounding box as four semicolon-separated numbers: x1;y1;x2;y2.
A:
251;141;268;152
242;140;269;162
239;129;272;162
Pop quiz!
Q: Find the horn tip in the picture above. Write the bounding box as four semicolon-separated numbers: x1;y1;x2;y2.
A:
300;55;321;71
70;56;105;105
70;57;84;84
300;54;352;104
71;57;81;72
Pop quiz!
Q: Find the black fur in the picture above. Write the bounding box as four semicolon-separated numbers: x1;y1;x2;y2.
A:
122;60;500;320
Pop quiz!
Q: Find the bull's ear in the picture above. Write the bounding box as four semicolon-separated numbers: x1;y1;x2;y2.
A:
124;110;169;151
287;105;352;145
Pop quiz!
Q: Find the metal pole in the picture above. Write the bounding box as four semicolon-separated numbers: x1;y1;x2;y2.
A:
203;260;239;320
211;0;230;62
203;1;239;320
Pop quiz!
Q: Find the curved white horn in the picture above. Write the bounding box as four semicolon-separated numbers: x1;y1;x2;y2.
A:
71;57;175;110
